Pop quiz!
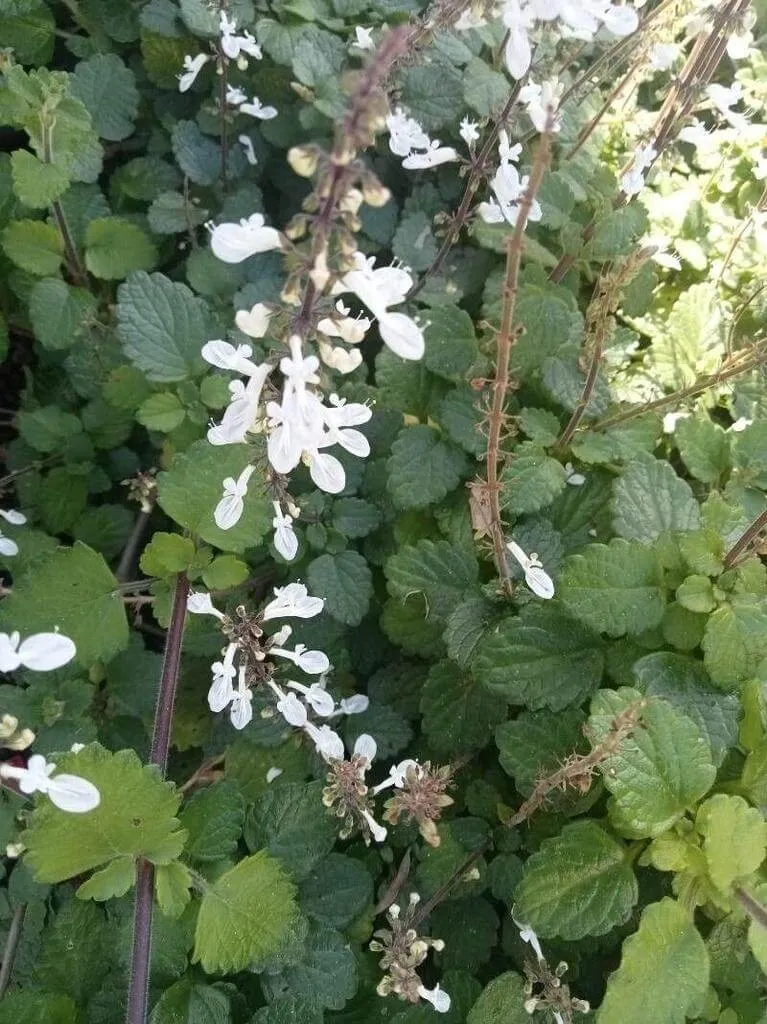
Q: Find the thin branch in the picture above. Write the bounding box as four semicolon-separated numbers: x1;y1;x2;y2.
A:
126;574;189;1024
485;125;552;595
116;509;153;584
0;904;26;999
735;886;767;930
178;754;225;797
724;508;767;569
218;44;229;193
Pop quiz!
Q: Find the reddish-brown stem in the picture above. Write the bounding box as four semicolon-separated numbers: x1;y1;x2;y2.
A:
724;508;767;569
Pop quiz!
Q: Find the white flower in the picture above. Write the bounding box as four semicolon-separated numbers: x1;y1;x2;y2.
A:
662;411;690;434
0;509;26;526
230;667;253;730
402;141;460;170
207;362;272;446
513;910;544;961
266;766;283;783
208;644;238;712
187;591;226;619
209;213;282;263
337;253;424;360
0;508;25;558
276;689;308;726
272;502;299;561
0;754;100;813
362;807;388;843
235;303;273;339
506;540;555;600
288;680;336;716
372;758;418;795
239;96;278;119
318;300;371;345
239;134;258;165
353;732;377;764
262;582;324;621
418;984;451;1013
564;462;586;485
304;721;345;761
178;53;209;92
459;117;480;146
219;10;262;61
519;79;562;134
318;341;364;375
339;694;369;715
214;465;255;530
386;107;431;158
0;631;76;672
353;25;375;49
620;143;657;198
271;642;330;675
226;84;248;106
649;42;680;71
502;0;533;79
479;146;543;228
600;3;638;36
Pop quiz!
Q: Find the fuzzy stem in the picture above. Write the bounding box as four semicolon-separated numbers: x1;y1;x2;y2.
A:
126;574;189;1024
724;508;767;569
485;126;552;595
40;120;87;287
0;904;26;999
218;46;229;193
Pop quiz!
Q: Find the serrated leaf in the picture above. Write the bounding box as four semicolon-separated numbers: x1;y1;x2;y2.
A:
193;851;298;973
272;923;357;1010
650;283;724;389
28;278;96;351
443;596;497;667
475;605;604;710
702;600;767;690
439;385;484;455
148;190;209;234
632;652;739;767
676;417;730;484
597;898;708;1024
70;54;139;141
10;150;69;208
22;744;186;883
697;794;767;893
155;861;193;920
299;853;373;928
612;457;700;543
2;218;62;274
148;977;231;1024
515;821;638;939
421;660;505;753
201;555;248;589
0;542;128;666
116;271;212;382
246;781;336;881
385;538;478;620
495;706;587;795
392;211;437;272
179;782;244;862
588;690;715;838
172;120;221;186
157;440;271;553
467;972;529;1024
0;993;77;1024
76;854;136;901
387;425;469;509
463;57;508;116
429;897;498;971
585;204;648;261
501;442;567;514
423;305;478;380
400;62;464;130
85;217;157;279
558;538;665;637
137;391;186;432
343;701;412;760
33;900;107;1006
332;497;381;538
306;551;372;626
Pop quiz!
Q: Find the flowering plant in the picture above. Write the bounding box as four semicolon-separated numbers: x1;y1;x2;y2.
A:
0;0;766;1022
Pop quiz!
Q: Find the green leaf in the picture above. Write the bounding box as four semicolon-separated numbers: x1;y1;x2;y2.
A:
588;690;716;838
149;977;231;1024
0;7;55;66
23;744;186;883
519;407;561;446
140;532;196;577
332;497;381;538
250;998;321;1024
702;600;767;690
421;660;505;753
10;150;69;208
306;551;373;626
148;190;209;234
17;406;83;453
585;204;648;261
423;305;479;380
474;605;604;710
385;538;478;620
157;440;271;553
70;53;139;141
392;211;437;272
612;457;700;543
597;898;708;1024
676;417;730;484
632;651;739;767
387;425;469;509
649;282;724;389
179;0;253;34
463;57;508;116
558;538;666;637
76;854;136;901
179;782;244;862
495;706;587;795
515;821;638;939
116;271;212;382
746;882;767;974
429;897;498;971
172;120;221;187
193;851;298;973
696;794;767;893
245;781;336;881
467;972;529;1024
85;217;157;279
34;900;107;1005
0;542;128;666
155;862;193;920
137;391;186;432
201;555;248;589
440;385;485;455
501;442;567;514
299;852;373;928
0;993;77;1024
444;596;498;667
401;61;464;130
2;218;62;274
28;277;96;350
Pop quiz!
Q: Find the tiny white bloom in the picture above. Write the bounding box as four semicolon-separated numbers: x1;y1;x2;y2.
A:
266;766;283;783
178;53;209;93
209;213;282;263
402;141;459;170
0;631;76;673
230;670;253;730
0;509;25;558
372;758;418;795
272;502;299;561
0;509;26;526
662;411;690;434
353;732;377;765
239;96;278;120
239;134;258;165
418;984;451;1013
0;754;100;813
337;253;424;360
513;910;544;961
288;680;335;716
220;11;262;61
730;416;753;432
506;541;555;600
620;143;657;198
352;26;375;50
339;694;369;715
277;689;309;727
564;462;586;486
235;303;273;339
649;42;680;71
226;84;248;106
600;3;639;36
362;807;388;843
262;582;324;621
459;117;480;146
187;591;226;619
214;465;255;530
272;643;330;675
304;721;345;761
386;107;431;158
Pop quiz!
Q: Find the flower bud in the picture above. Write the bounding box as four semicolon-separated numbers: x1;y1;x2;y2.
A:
362;180;392;207
288;145;319;177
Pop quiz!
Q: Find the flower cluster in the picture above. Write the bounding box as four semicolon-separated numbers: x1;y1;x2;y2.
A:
370;894;450;1012
187;583;367;758
178;9;262;92
513;914;590;1021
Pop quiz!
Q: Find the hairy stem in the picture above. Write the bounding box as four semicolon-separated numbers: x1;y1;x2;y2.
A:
0;904;26;999
485;127;552;595
126;574;189;1024
724;508;767;569
218;45;229;193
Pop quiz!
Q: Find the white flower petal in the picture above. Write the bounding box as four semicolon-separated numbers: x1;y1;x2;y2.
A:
47;774;101;813
208;673;235;713
230;690;253;730
0;536;19;557
0;633;21;672
340;694;369;715
17;633;76;671
210;214;282;263
0;509;26;526
378;312;425;360
525;565;555;600
214;492;245;530
295;649;330;674
235;303;272;339
309;452;346;494
354;733;377;764
278;691;309;727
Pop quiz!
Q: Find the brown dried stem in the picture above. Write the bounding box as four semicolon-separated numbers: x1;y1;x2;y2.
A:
724;508;767;569
485;125;553;595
